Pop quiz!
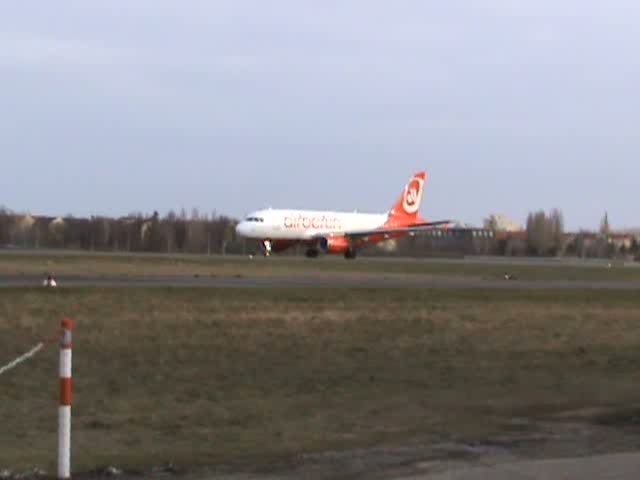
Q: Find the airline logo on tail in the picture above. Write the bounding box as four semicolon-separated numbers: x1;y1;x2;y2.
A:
402;175;424;214
387;171;426;226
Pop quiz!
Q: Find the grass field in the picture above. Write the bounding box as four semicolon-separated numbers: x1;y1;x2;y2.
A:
1;251;640;282
2;287;640;473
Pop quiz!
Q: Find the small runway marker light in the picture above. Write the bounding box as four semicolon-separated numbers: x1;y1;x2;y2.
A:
58;318;73;480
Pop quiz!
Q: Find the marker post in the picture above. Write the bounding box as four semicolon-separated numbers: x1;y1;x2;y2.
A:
58;318;73;480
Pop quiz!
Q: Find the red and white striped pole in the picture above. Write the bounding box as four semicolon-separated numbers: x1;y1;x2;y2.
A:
58;318;73;480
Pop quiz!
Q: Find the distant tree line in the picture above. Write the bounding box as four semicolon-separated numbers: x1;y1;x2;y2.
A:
1;205;638;259
525;208;565;256
492;209;639;259
0;207;252;255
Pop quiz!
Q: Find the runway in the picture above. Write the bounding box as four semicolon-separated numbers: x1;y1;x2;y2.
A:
409;452;640;480
2;273;640;289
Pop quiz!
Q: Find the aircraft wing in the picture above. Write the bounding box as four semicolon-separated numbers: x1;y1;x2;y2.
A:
339;220;454;241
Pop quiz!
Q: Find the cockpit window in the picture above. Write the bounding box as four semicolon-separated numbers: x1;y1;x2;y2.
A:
245;217;265;223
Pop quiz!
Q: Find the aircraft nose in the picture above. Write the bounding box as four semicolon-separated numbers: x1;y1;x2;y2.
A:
236;221;249;237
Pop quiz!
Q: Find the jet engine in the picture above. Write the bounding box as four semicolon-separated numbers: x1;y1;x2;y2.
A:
316;235;350;254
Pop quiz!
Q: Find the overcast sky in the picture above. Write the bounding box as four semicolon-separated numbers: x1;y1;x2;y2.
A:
1;1;638;230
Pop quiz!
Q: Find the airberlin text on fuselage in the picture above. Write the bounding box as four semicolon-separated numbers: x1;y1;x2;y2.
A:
284;214;342;230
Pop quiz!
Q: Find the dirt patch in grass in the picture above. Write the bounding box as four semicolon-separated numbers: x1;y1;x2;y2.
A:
1;287;640;473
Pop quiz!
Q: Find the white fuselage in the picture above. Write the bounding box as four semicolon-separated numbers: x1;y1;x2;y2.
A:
236;209;388;241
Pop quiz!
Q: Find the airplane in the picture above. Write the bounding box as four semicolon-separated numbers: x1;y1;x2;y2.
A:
235;171;452;259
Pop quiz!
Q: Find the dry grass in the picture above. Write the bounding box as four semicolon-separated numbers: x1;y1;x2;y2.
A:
1;288;640;472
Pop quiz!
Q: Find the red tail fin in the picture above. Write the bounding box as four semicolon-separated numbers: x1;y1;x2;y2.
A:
386;171;426;226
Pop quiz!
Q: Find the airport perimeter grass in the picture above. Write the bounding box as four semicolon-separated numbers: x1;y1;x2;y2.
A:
2;251;640;282
2;287;640;472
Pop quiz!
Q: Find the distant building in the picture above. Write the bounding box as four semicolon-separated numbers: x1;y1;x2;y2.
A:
366;226;496;258
16;214;36;230
484;214;522;232
608;233;634;251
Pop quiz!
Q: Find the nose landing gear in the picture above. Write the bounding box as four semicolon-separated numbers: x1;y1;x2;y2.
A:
261;239;273;257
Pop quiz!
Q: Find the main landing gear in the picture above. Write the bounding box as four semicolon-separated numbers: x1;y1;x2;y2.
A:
306;247;357;259
344;248;357;260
